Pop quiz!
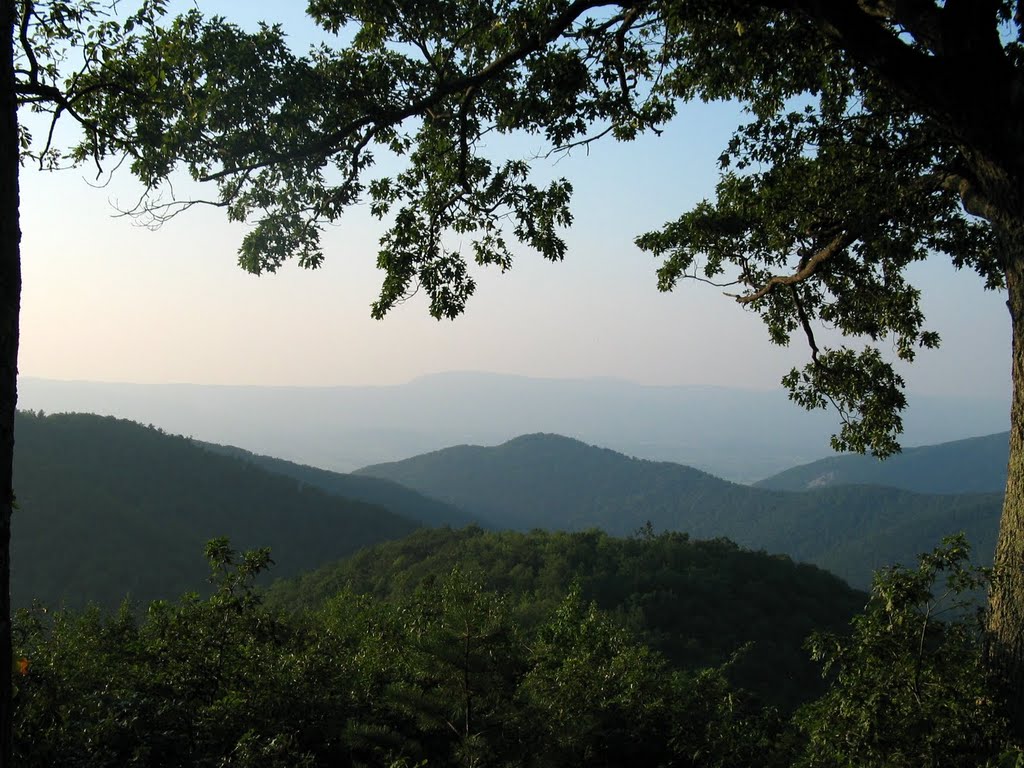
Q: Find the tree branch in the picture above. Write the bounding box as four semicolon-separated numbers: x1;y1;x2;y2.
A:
772;0;1015;174
545;124;616;157
942;0;1003;60
856;0;944;53
198;0;634;184
18;0;39;85
791;284;821;364
735;230;853;305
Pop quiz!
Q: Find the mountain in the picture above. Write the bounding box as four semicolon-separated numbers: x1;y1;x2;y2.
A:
198;442;479;528
18;373;1009;483
12;411;420;608
754;431;1009;494
267;526;867;710
355;433;1002;587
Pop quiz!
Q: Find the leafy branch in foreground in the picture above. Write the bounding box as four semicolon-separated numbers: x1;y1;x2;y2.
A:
797;535;1016;767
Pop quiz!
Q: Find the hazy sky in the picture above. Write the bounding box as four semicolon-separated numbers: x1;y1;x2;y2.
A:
16;2;1011;399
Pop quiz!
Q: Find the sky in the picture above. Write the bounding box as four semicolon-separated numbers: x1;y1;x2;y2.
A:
14;2;1012;400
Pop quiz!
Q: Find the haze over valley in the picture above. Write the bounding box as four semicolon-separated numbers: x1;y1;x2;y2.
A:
19;371;1010;484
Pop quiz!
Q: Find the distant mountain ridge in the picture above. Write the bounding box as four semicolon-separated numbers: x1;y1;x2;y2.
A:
18;373;1010;482
12;412;422;607
754;431;1009;494
356;433;1002;587
14;411;1005;606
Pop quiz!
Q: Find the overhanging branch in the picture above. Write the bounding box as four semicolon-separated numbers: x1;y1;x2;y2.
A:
791;284;821;364
735;230;853;305
198;0;636;184
856;0;944;53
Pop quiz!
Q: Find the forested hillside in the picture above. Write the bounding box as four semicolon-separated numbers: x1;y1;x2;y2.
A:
199;441;479;528
17;415;1001;605
11;416;1012;763
356;434;1002;586
755;432;1009;494
15;533;1010;767
267;526;866;710
11;412;419;607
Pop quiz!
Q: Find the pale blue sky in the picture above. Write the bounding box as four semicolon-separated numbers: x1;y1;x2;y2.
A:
15;2;1011;400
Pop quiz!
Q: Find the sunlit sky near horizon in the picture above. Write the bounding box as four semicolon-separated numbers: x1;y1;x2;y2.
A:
14;1;1013;402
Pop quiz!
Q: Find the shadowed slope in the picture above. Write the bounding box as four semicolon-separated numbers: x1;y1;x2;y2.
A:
13;412;419;607
356;433;1001;586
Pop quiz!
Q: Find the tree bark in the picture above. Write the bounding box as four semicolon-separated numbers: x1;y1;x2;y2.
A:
0;1;17;765
989;219;1024;736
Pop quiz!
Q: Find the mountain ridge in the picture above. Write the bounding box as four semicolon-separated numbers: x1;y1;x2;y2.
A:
356;432;1002;587
19;373;1008;482
755;431;1009;494
12;411;422;607
197;441;480;528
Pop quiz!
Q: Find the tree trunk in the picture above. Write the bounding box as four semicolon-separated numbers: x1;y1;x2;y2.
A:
0;1;17;765
989;219;1024;736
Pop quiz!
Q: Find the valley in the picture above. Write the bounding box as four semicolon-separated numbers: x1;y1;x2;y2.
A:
13;410;1004;605
10;406;1008;765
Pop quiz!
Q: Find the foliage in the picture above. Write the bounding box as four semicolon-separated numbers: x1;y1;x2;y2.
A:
78;1;1020;458
14;535;1024;766
12;539;787;767
12;540;320;767
267;525;866;710
796;535;1016;767
517;583;786;768
11;0;223;186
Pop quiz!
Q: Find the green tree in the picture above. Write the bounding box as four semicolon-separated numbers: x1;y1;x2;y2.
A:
391;571;527;766
519;582;689;766
0;3;194;763
93;0;1024;724
796;535;1012;767
520;583;787;767
11;540;320;767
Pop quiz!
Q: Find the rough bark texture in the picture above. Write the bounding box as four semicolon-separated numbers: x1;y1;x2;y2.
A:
0;1;17;765
989;219;1024;735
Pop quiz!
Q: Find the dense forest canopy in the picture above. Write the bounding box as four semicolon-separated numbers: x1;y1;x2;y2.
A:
267;525;866;710
10;411;422;607
12;535;1018;766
